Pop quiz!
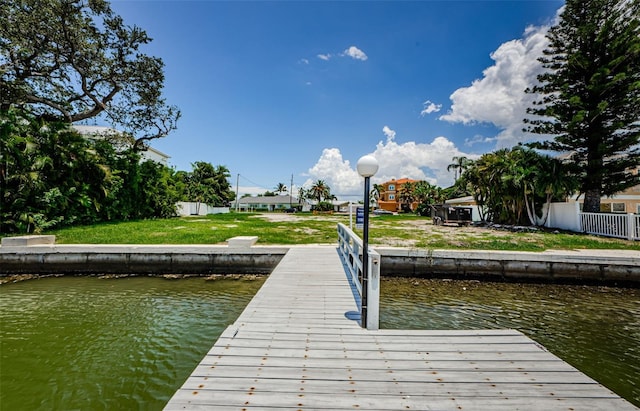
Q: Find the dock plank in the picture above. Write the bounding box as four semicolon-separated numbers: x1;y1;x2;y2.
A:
164;246;637;410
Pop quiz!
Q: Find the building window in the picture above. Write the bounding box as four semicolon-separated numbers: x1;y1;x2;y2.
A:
389;194;395;200
612;203;626;213
388;184;395;191
636;204;640;214
600;203;626;212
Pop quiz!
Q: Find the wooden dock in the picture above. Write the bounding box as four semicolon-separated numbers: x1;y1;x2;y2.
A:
164;246;636;410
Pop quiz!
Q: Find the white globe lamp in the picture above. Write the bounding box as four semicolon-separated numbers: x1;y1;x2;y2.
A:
356;155;379;178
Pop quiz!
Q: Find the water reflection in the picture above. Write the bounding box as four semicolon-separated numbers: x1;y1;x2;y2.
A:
0;277;265;411
1;276;638;409
380;278;640;407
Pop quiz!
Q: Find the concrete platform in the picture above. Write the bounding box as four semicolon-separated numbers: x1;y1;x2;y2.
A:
227;236;259;247
1;235;55;247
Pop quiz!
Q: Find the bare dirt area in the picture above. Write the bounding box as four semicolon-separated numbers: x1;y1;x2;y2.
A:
252;212;512;247
251;213;339;223
373;216;509;237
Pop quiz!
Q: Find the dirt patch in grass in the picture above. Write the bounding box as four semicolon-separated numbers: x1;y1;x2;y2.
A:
252;213;339;223
377;237;420;247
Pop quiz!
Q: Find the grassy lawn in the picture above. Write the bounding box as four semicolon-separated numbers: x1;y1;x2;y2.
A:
42;212;640;252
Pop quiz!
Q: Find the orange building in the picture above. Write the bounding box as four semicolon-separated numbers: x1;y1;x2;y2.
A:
376;178;422;212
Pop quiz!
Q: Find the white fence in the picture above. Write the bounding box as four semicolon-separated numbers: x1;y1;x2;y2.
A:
546;202;639;240
581;212;640;241
176;202;230;216
337;223;380;330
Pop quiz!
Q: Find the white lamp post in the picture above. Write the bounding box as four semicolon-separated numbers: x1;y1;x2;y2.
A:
356;155;379;328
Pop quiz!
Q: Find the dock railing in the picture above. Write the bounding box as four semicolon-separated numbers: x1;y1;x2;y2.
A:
337;223;380;330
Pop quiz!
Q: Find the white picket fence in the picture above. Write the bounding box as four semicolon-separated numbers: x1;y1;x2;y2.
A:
545;203;639;241
580;212;640;241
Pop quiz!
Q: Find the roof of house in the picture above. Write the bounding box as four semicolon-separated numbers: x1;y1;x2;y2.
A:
73;125;170;160
238;195;300;205
445;196;476;205
383;178;421;186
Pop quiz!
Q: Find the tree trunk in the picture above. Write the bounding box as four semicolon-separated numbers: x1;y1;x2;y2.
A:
582;189;601;213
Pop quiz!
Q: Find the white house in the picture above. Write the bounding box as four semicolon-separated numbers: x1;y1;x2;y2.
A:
237;195;310;212
73;125;170;165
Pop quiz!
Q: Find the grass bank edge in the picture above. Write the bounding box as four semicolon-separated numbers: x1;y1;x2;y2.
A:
35;212;640;252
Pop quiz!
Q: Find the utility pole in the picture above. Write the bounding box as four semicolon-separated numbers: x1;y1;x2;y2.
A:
235;173;240;212
290;173;293;207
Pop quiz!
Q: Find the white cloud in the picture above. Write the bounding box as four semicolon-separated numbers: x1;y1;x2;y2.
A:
420;100;442;116
382;125;396;141
299;58;309;65
342;46;368;61
305;148;362;196
439;22;552;148
314;46;368;64
304;128;477;199
464;134;497;147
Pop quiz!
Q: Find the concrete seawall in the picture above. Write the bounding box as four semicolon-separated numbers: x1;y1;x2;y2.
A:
378;247;640;285
0;245;288;275
1;244;638;285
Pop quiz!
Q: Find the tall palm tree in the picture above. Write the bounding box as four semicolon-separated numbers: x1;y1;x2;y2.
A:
447;156;471;181
297;187;307;205
370;183;383;207
397;182;415;212
275;182;287;194
310;180;330;202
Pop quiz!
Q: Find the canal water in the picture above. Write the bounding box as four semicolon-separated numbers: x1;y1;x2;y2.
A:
1;276;638;409
0;277;265;411
380;278;640;408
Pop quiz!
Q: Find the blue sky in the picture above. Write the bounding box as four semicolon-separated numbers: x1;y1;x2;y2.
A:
108;0;564;199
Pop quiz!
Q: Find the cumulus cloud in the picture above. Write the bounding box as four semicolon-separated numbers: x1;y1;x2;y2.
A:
305;148;363;196
382;125;396;141
342;46;368;61
317;53;332;61
439;23;552;148
299;58;309;65
421;100;442;116
304;127;477;198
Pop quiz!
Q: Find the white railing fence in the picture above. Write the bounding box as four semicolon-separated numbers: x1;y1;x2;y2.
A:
580;212;639;241
337;223;380;330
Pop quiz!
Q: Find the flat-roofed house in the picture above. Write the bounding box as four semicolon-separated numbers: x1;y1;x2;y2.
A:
73;125;170;165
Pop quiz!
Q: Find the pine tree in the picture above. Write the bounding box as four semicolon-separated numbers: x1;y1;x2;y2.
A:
525;0;640;213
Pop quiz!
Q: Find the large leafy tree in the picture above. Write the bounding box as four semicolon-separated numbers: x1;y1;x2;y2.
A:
0;0;180;150
183;162;233;211
525;0;640;213
460;147;575;225
1;110;110;232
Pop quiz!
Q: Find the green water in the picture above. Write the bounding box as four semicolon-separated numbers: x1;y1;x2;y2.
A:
380;278;640;408
1;277;638;409
0;276;265;411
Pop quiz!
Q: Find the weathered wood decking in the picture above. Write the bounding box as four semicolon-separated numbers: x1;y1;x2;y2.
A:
164;246;636;410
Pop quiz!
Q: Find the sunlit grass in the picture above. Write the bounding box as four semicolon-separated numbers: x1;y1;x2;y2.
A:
43;212;640;252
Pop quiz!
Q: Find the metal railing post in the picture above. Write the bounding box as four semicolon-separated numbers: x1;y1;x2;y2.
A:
366;250;380;330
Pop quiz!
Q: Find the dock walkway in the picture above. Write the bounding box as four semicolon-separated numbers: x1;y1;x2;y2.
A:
164;246;636;410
